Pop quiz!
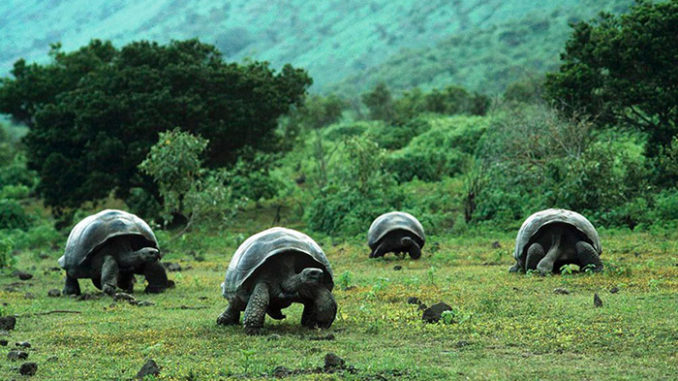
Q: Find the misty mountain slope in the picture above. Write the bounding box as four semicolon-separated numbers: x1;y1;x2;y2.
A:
0;0;631;95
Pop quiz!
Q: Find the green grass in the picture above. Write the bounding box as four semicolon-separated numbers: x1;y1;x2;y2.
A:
1;223;677;380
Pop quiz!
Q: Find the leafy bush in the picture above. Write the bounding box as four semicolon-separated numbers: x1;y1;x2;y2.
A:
305;137;403;236
9;223;62;251
386;115;489;182
322;121;370;141
0;199;30;230
0;236;15;268
365;116;431;150
226;149;281;202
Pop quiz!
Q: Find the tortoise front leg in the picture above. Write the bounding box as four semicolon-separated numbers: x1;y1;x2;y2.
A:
301;288;337;329
217;297;245;326
63;274;81;295
537;245;560;275
576;241;603;272
243;282;270;335
101;255;119;296
401;237;421;259
117;272;136;294
143;261;170;293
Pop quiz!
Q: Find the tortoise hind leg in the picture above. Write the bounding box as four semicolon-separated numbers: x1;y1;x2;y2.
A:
525;243;545;271
576;241;603;272
63;274;81;295
143;261;170;293
243;282;270;335
369;241;389;258
217;297;245;326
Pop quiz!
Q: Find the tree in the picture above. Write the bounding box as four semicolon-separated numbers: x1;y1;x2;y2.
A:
362;82;395;122
0;39;311;214
545;0;678;156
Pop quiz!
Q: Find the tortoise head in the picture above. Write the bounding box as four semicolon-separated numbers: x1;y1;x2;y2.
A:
300;267;324;284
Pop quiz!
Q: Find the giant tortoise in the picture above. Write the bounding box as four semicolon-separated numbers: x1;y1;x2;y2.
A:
368;211;425;259
58;209;171;295
217;227;336;334
510;208;603;274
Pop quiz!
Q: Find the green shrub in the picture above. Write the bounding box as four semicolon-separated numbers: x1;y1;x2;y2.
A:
226;149;281;202
9;223;62;251
366;116;431;150
0;199;30;230
322;121;370;141
0;185;30;199
0;236;15;268
651;189;678;222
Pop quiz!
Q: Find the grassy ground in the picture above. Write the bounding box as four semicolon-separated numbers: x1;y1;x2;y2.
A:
1;220;677;380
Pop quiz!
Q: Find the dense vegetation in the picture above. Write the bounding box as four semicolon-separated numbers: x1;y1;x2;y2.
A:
0;0;633;94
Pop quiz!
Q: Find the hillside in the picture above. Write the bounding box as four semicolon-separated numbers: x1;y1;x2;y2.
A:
0;0;631;95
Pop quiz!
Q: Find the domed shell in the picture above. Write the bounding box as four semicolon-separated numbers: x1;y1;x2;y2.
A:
367;211;425;249
513;208;602;261
221;227;333;300
58;209;159;271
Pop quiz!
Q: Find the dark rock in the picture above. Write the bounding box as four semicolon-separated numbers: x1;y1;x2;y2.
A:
16;341;31;348
162;262;182;272
0;316;16;330
406;296;421;305
324;353;345;372
76;292;103;301
47;289;61;297
492;241;501;249
393;265;402;271
553;288;570;295
12;271;33;280
422;302;452;323
594;293;603;308
309;334;335;341
19;362;38;376
0;339;7;346
7;350;28;361
610;287;619;294
136;359;160;379
272;366;291;378
23;292;35;300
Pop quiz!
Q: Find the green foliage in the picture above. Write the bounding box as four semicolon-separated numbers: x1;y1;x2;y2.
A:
139;128;238;228
305;136;403;236
225;149;282;202
0;199;30;230
0;236;14;268
545;0;678;156
387;116;489;182
0;39;311;213
366;116;431;150
362;82;395;122
139;128;209;221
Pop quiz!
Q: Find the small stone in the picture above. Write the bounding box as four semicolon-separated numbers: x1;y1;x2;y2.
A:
47;289;61;297
272;365;291;378
20;362;38;376
136;359;160;379
135;300;155;307
0;339;7;346
16;341;31;348
267;334;281;341
594;293;603;308
23;292;35;299
0;316;16;331
393;265;402;271
406;296;421;305
610;287;619;294
324;353;345;371
422;302;452;323
163;262;182;272
492;241;501;249
7;350;28;361
553;288;570;295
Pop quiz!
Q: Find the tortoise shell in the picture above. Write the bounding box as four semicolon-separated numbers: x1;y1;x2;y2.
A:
367;211;425;250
